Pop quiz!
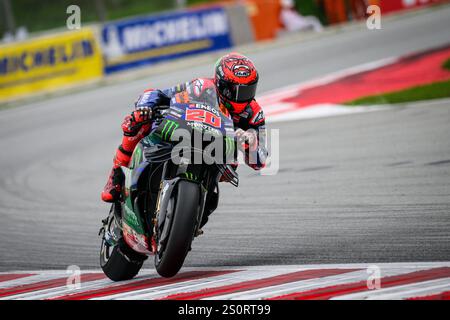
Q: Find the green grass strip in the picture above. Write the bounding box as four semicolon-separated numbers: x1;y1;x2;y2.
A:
443;58;450;71
345;80;450;106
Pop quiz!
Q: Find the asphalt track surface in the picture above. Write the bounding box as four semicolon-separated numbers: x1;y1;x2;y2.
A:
0;7;449;272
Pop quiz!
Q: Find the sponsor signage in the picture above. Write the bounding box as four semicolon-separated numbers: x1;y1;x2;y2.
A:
101;6;233;74
0;29;103;103
379;0;447;13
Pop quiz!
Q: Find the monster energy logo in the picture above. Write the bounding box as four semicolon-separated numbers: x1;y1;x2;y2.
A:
161;120;179;141
224;136;235;156
183;172;197;181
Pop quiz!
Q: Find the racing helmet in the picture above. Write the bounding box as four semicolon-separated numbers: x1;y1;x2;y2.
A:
214;53;259;108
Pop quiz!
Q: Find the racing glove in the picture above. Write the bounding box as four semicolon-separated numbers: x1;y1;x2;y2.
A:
235;128;258;152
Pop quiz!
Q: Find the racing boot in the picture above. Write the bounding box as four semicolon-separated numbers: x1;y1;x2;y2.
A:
101;110;152;203
101;166;125;203
101;146;132;202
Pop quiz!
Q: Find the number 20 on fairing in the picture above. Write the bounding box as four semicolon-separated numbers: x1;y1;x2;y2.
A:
185;109;222;128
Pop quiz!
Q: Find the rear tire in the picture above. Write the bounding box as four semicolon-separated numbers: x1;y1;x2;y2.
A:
155;180;200;278
101;236;146;282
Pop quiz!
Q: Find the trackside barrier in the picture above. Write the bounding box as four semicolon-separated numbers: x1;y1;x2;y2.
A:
0;4;254;104
0;28;103;103
223;3;255;46
100;6;235;74
378;0;449;14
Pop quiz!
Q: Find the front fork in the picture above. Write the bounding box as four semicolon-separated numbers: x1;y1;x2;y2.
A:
152;161;208;254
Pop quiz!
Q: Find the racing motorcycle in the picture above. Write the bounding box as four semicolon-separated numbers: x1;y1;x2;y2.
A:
99;82;238;280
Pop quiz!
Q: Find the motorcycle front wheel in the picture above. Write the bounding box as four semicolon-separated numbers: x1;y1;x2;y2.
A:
155;180;200;278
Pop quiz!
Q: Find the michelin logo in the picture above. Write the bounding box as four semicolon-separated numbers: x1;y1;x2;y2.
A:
104;10;229;56
102;26;124;60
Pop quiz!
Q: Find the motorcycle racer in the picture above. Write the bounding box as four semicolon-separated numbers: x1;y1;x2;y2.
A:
101;52;268;203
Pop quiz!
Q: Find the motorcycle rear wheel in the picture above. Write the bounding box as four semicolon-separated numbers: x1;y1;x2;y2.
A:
100;212;147;281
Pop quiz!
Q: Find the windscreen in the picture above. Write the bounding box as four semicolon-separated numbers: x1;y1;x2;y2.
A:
185;80;221;113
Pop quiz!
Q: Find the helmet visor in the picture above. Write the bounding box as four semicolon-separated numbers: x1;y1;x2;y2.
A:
217;79;257;103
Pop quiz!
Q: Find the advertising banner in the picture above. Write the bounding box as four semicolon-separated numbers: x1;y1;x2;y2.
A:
0;29;103;103
379;0;447;14
101;6;233;74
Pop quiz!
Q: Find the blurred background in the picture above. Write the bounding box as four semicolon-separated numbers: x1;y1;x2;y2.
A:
2;0;448;103
2;0;437;42
0;0;360;35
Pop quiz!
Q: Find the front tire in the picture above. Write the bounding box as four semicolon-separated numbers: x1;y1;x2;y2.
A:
155;180;200;278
